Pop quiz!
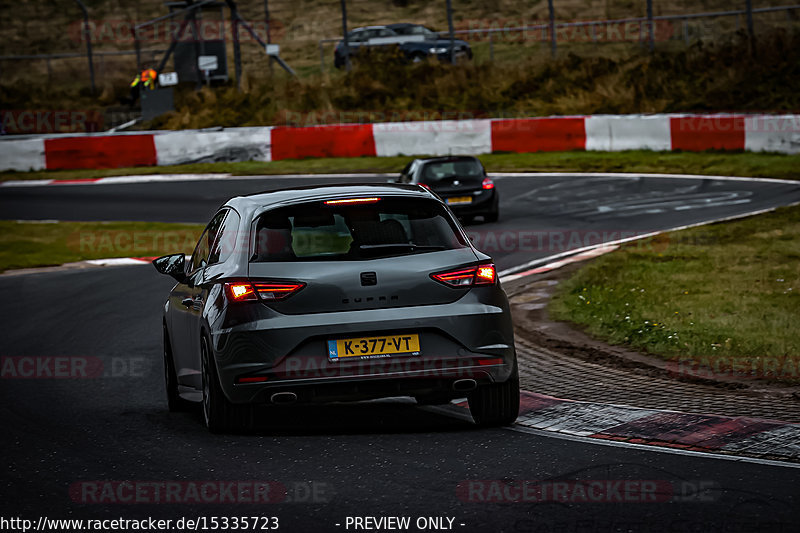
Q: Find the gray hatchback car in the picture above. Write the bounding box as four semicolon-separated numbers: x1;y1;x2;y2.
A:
153;184;519;432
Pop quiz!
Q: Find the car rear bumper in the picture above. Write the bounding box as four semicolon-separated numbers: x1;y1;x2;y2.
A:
209;287;515;404
445;190;498;216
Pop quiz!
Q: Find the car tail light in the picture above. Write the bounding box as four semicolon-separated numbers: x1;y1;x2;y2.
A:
475;265;496;283
226;282;257;301
324;197;380;206
253;282;306;301
477;357;504;366
225;281;305;302
482;178;494;190
431;263;496;287
418;183;431;190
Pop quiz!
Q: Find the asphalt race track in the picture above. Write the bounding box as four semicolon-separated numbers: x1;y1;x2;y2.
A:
2;174;800;532
4;173;800;271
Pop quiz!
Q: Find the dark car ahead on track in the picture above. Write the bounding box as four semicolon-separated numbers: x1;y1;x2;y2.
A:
334;23;472;68
153;184;518;433
397;156;499;223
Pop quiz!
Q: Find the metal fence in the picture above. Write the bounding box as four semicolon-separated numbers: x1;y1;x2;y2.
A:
317;3;800;72
0;49;165;87
2;1;799;94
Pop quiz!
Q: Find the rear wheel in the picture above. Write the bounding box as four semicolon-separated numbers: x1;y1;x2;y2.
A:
467;362;520;427
163;326;191;412
201;336;251;433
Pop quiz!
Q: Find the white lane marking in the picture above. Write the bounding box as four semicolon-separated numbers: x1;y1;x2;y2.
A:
501;246;617;283
498;202;800;279
1;180;54;187
508;425;800;469
490;171;800;185
0;173;396;188
84;258;152;266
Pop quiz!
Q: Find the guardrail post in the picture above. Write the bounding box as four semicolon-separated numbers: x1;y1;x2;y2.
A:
547;0;556;58
745;0;757;55
340;0;351;71
446;0;456;65
73;0;96;95
232;17;242;90
646;0;655;51
264;0;274;75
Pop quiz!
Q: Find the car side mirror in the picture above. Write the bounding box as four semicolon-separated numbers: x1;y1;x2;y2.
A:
152;253;186;283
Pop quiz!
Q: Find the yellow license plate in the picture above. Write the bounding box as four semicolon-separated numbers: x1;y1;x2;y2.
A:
328;334;421;360
446;196;473;205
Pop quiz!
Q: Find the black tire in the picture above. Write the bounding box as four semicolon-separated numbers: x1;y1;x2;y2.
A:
201;335;251;433
467;362;520;427
163;326;192;412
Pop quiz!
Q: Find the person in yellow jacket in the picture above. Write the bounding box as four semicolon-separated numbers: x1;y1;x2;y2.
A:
129;68;157;106
131;68;157;90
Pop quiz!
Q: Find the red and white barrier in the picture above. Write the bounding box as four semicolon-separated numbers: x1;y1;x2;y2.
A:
1;114;797;172
153;127;272;166
373;119;492;156
0;138;46;172
585;115;671;151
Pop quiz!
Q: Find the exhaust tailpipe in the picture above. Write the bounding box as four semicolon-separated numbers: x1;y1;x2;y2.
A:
452;379;477;392
270;392;297;405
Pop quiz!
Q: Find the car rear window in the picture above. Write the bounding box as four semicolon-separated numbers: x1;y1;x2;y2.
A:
251;197;468;262
420;159;483;183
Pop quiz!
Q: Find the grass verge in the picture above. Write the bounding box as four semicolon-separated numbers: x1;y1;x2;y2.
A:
0;221;203;273
549;205;800;383
4;150;800;183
